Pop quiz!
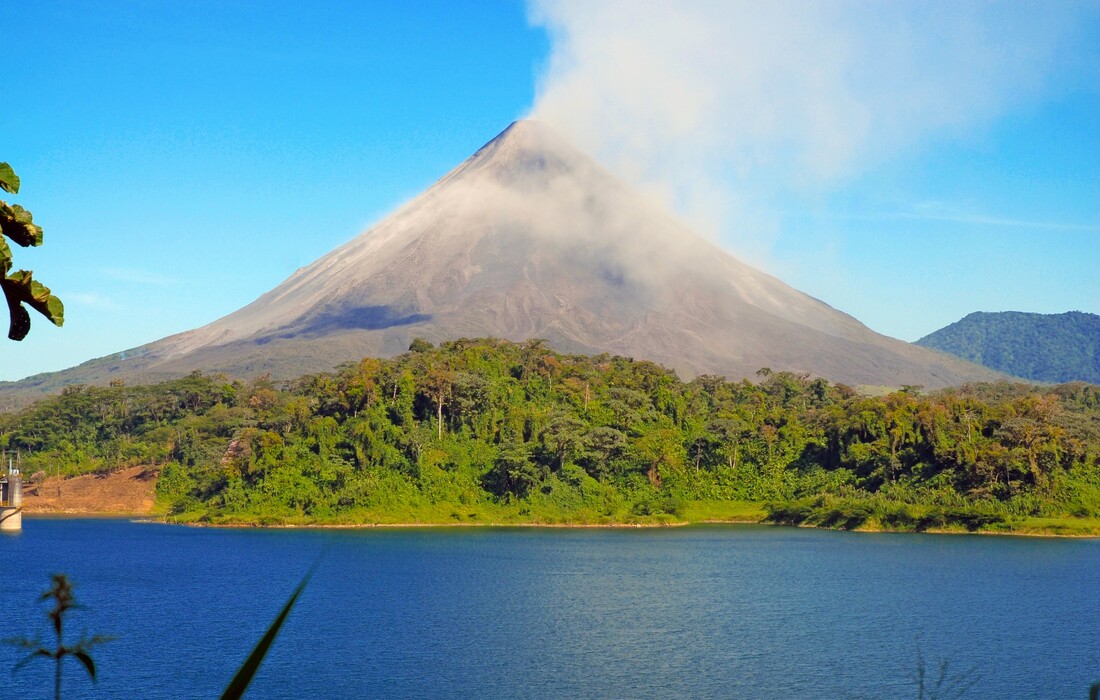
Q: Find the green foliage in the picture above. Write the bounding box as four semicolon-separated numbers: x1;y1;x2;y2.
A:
1;339;1098;530
7;569;310;700
0;162;64;341
219;565;316;700
764;496;1009;533
0;162;21;194
917;310;1100;384
5;574;111;700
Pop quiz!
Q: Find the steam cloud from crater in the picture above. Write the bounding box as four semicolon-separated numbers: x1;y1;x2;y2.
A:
526;0;1097;262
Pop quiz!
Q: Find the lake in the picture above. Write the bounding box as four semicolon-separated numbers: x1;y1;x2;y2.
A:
1;519;1097;699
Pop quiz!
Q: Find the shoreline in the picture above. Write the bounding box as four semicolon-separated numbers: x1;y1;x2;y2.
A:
31;513;1089;538
180;521;1100;538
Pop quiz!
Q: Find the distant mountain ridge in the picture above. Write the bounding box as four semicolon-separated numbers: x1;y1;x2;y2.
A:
916;311;1100;384
0;120;1001;406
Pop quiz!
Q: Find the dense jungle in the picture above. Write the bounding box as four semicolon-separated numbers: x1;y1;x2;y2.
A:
3;338;1098;534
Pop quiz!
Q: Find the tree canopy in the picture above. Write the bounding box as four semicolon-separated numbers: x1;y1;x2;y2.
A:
3;339;1097;532
917;310;1100;384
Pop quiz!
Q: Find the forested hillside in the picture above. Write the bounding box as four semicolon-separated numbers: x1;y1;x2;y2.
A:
916;311;1100;384
2;339;1098;532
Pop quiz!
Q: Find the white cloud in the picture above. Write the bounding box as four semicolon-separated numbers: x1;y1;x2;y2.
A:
526;0;1098;260
887;212;1099;233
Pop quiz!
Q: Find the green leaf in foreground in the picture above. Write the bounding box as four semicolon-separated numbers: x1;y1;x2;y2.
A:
0;162;19;194
6;574;111;700
0;161;64;341
1;269;64;339
219;562;319;700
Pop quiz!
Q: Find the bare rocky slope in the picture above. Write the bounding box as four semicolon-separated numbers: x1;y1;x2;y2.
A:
1;120;999;405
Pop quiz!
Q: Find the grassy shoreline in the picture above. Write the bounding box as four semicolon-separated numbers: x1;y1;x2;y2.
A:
21;494;1100;537
24;514;1100;537
138;499;1100;537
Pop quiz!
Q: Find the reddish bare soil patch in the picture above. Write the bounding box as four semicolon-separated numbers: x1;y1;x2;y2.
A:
22;466;158;515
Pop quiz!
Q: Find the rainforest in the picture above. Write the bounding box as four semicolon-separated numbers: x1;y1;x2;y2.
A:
3;338;1098;534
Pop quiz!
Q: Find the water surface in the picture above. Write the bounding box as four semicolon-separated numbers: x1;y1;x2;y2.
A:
2;519;1096;698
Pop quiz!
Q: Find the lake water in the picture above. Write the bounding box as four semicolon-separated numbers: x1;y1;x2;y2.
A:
1;519;1097;699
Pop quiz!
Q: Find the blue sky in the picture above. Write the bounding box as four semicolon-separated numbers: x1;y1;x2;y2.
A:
2;1;1097;381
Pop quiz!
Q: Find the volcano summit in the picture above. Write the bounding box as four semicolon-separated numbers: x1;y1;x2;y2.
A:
7;120;998;396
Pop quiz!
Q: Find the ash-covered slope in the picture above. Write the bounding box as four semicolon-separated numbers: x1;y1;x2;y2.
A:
2;120;1000;400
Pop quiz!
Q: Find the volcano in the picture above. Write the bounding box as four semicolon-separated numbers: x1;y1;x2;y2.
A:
5;120;999;398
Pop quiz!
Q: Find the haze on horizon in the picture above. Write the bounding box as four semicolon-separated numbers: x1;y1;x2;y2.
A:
2;0;1097;382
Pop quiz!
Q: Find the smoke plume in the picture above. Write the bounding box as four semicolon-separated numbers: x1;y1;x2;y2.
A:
527;0;1097;262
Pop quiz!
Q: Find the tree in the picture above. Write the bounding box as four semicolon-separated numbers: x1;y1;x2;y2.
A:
0;162;64;340
540;413;587;470
6;574;110;700
999;394;1063;489
709;414;749;469
484;436;542;498
581;426;627;479
632;425;686;488
420;364;453;440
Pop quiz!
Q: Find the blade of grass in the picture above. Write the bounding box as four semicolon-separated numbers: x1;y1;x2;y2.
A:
219;560;321;700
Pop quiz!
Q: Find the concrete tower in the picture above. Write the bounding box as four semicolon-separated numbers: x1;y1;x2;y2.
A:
0;467;22;532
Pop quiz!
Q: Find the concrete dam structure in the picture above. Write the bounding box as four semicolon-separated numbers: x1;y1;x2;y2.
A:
0;468;23;532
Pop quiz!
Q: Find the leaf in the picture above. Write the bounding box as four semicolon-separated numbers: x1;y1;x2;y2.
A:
42;294;64;326
12;648;54;673
1;271;64;332
0;165;61;342
73;650;97;682
0;162;18;194
0;203;43;247
0;235;11;275
2;635;43;650
219;564;318;700
6;296;30;341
